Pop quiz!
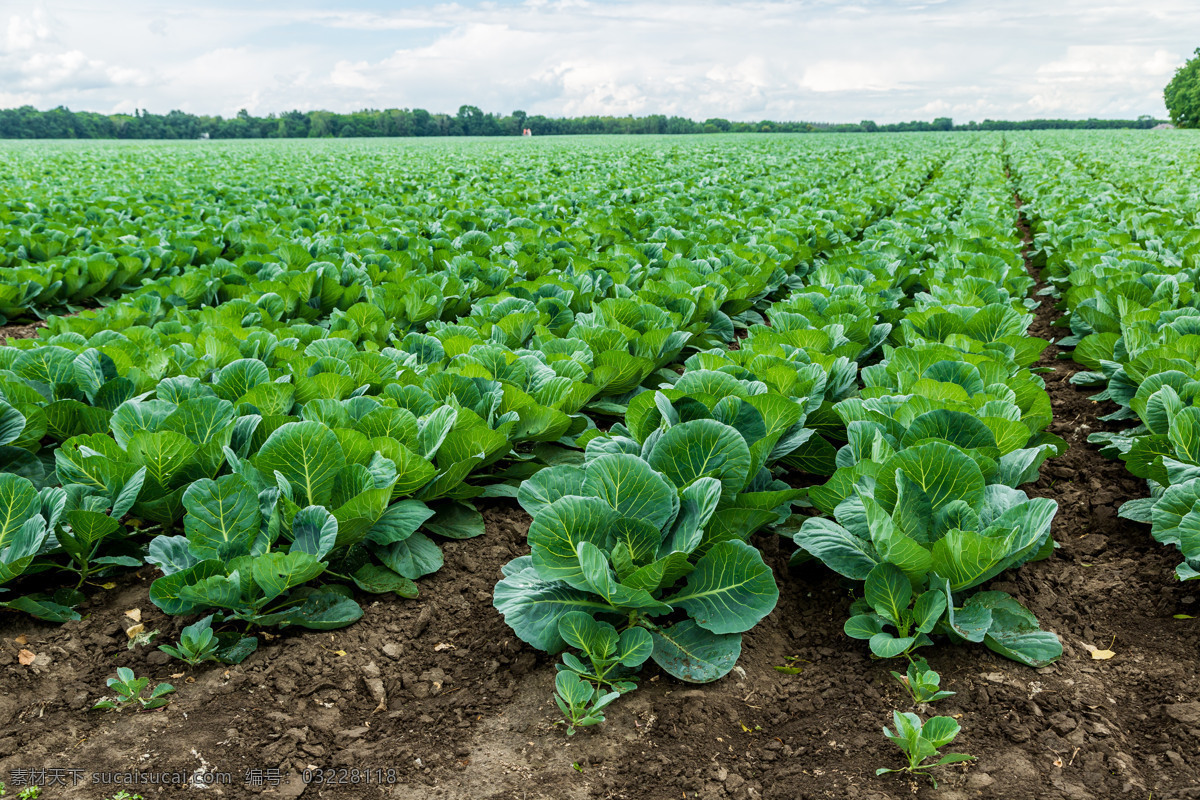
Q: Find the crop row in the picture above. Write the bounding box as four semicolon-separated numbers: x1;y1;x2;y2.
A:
1009;134;1200;582
492;140;1067;702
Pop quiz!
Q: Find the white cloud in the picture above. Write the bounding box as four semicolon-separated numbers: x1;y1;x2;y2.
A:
1027;45;1180;115
5;6;53;51
295;11;446;31
2;0;1198;122
1;4;149;98
800;59;940;94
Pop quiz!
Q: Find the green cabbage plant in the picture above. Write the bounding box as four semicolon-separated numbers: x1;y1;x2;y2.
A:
793;441;1062;666
494;422;780;684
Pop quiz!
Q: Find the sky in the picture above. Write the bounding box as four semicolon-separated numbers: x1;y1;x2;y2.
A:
1;0;1195;123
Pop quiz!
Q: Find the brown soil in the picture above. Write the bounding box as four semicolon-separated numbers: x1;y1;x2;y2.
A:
2;204;1200;800
0;320;45;343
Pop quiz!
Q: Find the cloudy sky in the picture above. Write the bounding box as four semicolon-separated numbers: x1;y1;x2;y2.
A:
2;0;1195;123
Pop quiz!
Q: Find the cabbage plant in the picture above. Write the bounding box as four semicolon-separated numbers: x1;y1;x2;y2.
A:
793;441;1062;666
494;425;780;683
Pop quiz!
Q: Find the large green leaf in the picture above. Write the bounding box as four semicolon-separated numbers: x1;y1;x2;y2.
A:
649;619;742;683
365;500;435;545
864;562;911;628
148;559;227;614
111;399;175;449
584;453;677;528
844;613;885;640
64;509;121;546
940;580;991;642
575;541;673;613
162;397;236;445
929;529;1015;592
375;531;443;579
1170;406;1200;465
0;401;26;447
331;486;390;547
493;557;617;652
127;430;197;490
661;476;722;556
351;564;419;597
3;595;81;622
0;474;40;550
251;551;326;602
609;517;661;578
182;474;261;561
874;442;986;516
665;541;778;634
255;591;363;630
253;421;346;506
901;410;997;451
646;419;752;497
967;591;1062;667
422;501;485;539
528;496;619;589
146;534;198;576
558;611;619;658
291;505;338;560
931;499;1056;591
793;517;878;580
1152;477;1200;547
516;464;585;517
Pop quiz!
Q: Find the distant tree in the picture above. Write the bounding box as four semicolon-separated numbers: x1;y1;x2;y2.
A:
456;104;489;135
1165;48;1200;127
0;104;1174;139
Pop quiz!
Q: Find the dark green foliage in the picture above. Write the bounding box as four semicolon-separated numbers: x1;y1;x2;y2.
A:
1165;47;1200;127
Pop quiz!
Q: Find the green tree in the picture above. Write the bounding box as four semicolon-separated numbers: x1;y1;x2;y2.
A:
1165;48;1200;127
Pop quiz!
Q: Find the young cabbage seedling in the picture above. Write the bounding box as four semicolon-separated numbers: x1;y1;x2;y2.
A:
158;617;222;665
92;667;175;711
877;710;974;787
554;671;621;735
845;563;945;659
891;657;955;705
157;615;259;666
550;611;652;733
555;611;652;694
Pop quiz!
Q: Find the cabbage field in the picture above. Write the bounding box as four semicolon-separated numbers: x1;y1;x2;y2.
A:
0;132;1197;800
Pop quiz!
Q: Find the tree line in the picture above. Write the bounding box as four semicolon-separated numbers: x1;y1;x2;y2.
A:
0;105;1170;139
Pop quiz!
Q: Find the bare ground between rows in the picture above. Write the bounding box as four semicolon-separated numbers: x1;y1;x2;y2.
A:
0;319;47;343
3;225;1200;799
